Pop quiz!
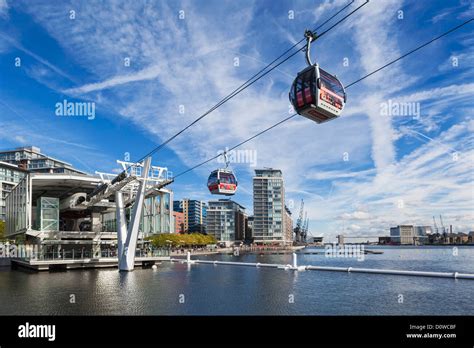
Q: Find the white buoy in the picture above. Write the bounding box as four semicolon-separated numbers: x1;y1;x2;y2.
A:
292;253;298;268
186;251;195;264
152;264;158;270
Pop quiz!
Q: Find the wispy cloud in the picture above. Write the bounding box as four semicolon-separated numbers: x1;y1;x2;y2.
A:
0;0;8;17
2;0;472;240
0;33;77;83
63;64;164;94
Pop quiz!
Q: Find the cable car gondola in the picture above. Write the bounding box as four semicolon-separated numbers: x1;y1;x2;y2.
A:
207;152;237;195
289;30;347;124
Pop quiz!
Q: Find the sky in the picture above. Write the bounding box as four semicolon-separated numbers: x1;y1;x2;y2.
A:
0;0;473;241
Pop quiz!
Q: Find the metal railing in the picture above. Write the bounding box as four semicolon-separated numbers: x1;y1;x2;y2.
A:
24;248;170;261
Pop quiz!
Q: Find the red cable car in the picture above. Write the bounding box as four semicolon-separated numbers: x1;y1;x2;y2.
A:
207;152;238;195
289;30;346;123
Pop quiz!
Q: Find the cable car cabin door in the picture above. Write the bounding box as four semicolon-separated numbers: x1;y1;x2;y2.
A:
216;170;237;195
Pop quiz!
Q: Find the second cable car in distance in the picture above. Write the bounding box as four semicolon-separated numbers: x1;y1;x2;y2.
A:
207;152;238;196
289;30;347;124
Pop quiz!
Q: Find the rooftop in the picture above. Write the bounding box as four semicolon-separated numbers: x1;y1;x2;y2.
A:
0;146;86;174
0;161;29;172
254;168;282;177
29;172;101;202
208;199;246;211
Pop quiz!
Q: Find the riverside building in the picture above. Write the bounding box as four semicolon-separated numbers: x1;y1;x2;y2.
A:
206;199;247;246
252;168;290;246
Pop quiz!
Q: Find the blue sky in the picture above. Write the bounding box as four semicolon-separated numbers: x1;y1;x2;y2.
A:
0;0;473;241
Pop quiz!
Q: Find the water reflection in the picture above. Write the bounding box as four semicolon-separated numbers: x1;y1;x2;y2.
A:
0;247;473;315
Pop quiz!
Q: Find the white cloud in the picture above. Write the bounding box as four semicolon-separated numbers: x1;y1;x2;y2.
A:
3;0;472;242
63;64;164;94
0;33;77;83
340;211;371;220
14;135;26;144
348;224;361;232
0;0;8;17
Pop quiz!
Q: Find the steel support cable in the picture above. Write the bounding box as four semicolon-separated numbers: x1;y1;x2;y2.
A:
173;113;297;179
344;17;474;89
170;17;473;181
120;0;359;173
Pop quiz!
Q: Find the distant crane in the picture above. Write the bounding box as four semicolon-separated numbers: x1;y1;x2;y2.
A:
302;213;309;243
440;215;447;238
432;216;439;234
306;217;309;241
294;199;304;243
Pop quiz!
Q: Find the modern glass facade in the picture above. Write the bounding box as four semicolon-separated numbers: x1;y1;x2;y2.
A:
173;199;206;233
141;193;171;236
0;162;27;221
206;199;246;243
36;197;60;231
390;225;415;245
5;173;173;237
253;169;289;245
101;192;172;236
5;174;30;235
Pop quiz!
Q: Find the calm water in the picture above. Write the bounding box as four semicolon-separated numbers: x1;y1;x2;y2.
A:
1;246;473;315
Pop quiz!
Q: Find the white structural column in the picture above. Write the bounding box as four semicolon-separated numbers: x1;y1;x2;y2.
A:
115;190;127;264
119;157;152;271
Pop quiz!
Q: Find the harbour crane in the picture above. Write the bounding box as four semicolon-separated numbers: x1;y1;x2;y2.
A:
294;199;304;243
440;215;447;238
432;216;439;234
302;213;309;243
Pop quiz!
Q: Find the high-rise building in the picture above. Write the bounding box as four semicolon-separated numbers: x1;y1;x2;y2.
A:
173;199;207;233
246;216;254;242
284;205;294;243
253;168;290;245
0;146;86;175
206;199;247;246
173;211;185;234
0;161;28;221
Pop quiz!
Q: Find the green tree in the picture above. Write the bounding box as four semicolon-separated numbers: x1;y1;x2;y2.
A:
147;233;217;248
0;220;5;241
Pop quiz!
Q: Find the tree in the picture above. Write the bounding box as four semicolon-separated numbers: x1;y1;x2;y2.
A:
0;220;4;241
147;233;216;248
